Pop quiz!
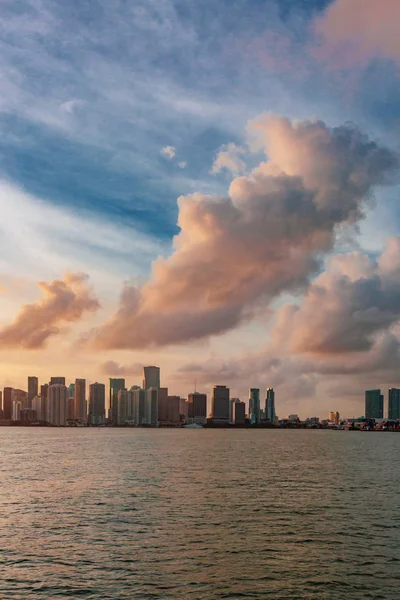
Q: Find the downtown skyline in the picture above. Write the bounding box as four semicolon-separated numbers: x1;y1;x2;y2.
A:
1;1;400;419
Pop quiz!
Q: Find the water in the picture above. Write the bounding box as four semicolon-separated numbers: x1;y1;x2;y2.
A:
1;428;400;599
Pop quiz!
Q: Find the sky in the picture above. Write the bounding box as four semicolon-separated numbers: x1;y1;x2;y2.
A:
1;0;400;418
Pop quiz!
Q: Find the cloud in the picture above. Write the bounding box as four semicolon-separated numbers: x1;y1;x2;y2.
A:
90;115;398;350
59;99;85;114
161;145;176;159
211;143;247;175
99;360;143;376
178;161;187;169
314;0;400;68
272;238;400;355
0;273;100;349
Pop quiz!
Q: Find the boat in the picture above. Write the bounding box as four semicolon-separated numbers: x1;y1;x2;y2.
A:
183;423;203;428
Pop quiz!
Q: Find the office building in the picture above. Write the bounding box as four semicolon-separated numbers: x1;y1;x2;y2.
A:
328;411;340;425
12;389;27;408
164;395;181;424
265;388;276;421
233;400;246;425
109;378;125;424
50;377;65;385
48;384;67;426
116;388;128;425
249;388;260;424
144;388;158;426
74;378;86;421
211;385;230;422
32;396;42;421
365;389;384;419
3;387;13;420
27;376;38;408
133;388;146;425
157;388;169;423
67;396;75;420
143;366;160;390
188;392;207;425
179;398;188;420
388;388;400;420
12;400;22;421
40;384;49;422
88;383;106;425
68;383;75;399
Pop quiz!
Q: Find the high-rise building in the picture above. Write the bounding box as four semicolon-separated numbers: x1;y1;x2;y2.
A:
157;387;169;423
67;396;75;420
32;396;42;421
328;411;340;425
109;378;125;424
68;383;75;399
74;379;86;421
233;400;246;425
265;388;276;422
27;376;38;408
116;388;128;425
12;389;28;408
48;384;67;426
211;386;230;422
144;388;158;426
163;395;181;424
388;388;400;420
20;408;37;423
133;388;146;425
12;400;22;421
365;389;384;419
40;384;49;422
143;366;160;390
188;392;207;425
50;377;66;385
249;388;260;424
88;383;106;425
0;390;3;418
179;398;188;420
3;387;13;420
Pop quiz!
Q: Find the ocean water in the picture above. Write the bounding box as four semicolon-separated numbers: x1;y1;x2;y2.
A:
1;428;400;599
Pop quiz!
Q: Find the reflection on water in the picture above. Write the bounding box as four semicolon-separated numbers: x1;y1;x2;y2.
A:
1;428;400;599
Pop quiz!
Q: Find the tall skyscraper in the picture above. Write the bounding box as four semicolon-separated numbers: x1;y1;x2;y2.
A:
12;400;22;421
157;388;169;423
50;377;66;385
27;376;38;408
74;378;86;421
388;388;400;420
144;388;158;426
143;366;160;390
40;383;49;423
109;378;125;424
3;388;13;420
249;388;260;424
133;388;146;425
265;388;276;422
233;400;246;425
211;386;230;422
365;389;384;419
48;384;67;426
188;392;207;425
68;383;75;399
32;396;42;421
88;383;106;425
12;389;27;408
116;388;128;425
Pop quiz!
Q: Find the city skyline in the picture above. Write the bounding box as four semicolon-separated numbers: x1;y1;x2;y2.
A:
1;1;400;419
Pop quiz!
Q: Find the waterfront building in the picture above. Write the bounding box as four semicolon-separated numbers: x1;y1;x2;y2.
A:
133;388;146;425
68;383;75;399
179;398;188;420
74;378;86;421
144;388;158;426
116;388;128;425
32;396;42;420
328;411;340;425
388;388;400;421
143;366;160;390
40;384;49;422
157;387;169;423
188;392;207;425
12;389;28;408
88;383;106;425
12;400;22;421
50;377;65;385
27;376;38;408
109;378;125;424
67;396;75;420
211;385;230;422
233;400;246;425
265;388;276;421
249;388;260;424
21;408;37;423
3;387;13;420
48;384;67;426
365;389;384;419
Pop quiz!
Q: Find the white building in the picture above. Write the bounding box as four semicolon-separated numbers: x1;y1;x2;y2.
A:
12;400;22;421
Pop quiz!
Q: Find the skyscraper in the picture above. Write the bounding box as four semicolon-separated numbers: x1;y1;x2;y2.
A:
233;400;246;425
74;378;86;421
12;400;22;421
48;384;67;426
265;388;276;421
40;384;49;422
88;383;106;425
133;388;146;425
144;388;158;426
365;389;384;419
50;377;66;385
388;388;400;421
32;396;42;421
109;378;125;424
143;366;160;390
27;376;38;408
211;386;230;422
3;388;12;420
188;392;207;425
116;388;128;425
157;387;169;423
249;388;260;424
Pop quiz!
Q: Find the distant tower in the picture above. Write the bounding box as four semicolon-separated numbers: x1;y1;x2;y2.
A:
265;388;276;422
74;379;86;421
211;386;230;422
188;392;207;425
249;388;260;424
48;384;67;426
109;378;125;424
88;383;106;425
143;366;160;390
365;389;383;419
388;388;400;420
50;377;66;386
3;387;13;420
27;376;39;408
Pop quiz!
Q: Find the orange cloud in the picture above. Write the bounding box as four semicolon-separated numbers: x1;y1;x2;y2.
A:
314;0;400;68
0;272;100;349
90;116;397;350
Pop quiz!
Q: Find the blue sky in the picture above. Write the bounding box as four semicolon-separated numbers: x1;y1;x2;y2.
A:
1;0;400;417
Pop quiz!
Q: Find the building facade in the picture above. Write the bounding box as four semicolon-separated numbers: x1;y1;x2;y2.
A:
144;388;158;426
50;377;66;385
143;366;160;390
211;386;230;422
27;376;38;408
265;388;276;421
133;388;146;425
109;378;125;424
12;400;22;421
3;387;13;420
188;392;207;425
48;384;67;426
388;388;400;420
74;378;87;421
365;389;384;419
249;388;260;424
328;411;340;425
233;400;246;425
88;383;106;425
